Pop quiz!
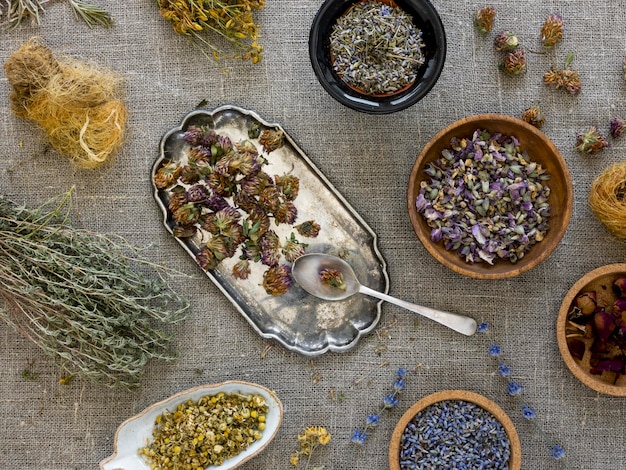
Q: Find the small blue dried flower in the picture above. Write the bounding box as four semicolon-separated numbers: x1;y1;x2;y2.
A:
489;344;502;356
522;405;536;419
351;429;367;445
393;377;405;392
383;393;400;408
507;380;522;396
550;444;566;460
351;367;407;446
365;414;380;427
499;363;511;377
477;322;489;333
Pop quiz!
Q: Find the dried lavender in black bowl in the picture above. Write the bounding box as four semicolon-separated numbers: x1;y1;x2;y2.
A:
309;0;446;114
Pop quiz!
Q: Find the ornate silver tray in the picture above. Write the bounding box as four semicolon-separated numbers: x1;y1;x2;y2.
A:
152;105;388;356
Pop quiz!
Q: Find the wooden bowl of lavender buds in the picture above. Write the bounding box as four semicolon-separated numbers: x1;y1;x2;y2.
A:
309;0;446;114
388;390;522;469
557;264;626;396
407;114;573;279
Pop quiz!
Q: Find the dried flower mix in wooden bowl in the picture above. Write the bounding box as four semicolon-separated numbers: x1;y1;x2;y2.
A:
309;0;446;114
557;264;626;396
407;114;573;279
389;390;521;470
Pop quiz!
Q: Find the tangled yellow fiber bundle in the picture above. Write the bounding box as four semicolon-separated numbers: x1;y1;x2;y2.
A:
4;38;127;169
589;161;626;239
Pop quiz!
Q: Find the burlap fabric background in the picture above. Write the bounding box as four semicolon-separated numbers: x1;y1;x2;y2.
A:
2;1;626;469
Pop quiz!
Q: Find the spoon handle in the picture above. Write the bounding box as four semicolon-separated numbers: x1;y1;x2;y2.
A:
358;285;477;336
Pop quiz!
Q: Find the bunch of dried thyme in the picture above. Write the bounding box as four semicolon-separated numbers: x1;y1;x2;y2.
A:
0;190;189;388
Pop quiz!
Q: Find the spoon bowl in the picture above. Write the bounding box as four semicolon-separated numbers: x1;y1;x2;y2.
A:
292;253;477;336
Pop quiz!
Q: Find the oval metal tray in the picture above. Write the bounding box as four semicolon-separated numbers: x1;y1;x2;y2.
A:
152;105;389;356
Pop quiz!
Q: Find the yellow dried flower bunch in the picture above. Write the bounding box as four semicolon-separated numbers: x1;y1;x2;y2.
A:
290;426;331;468
156;0;264;63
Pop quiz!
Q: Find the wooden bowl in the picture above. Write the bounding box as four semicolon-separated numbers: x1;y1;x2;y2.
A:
388;390;521;470
407;114;573;279
557;264;626;396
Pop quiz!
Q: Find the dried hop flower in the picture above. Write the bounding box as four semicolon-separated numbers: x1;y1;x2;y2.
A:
474;7;496;34
575;126;609;155
541;14;564;48
500;48;526;75
493;30;519;52
610;117;625;139
521;105;546;129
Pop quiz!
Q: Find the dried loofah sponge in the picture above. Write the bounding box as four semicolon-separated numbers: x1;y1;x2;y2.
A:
4;38;127;169
589;161;626;240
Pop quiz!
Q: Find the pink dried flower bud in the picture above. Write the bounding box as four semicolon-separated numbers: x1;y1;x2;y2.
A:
610;117;625;139
541;14;564;48
500;48;526;75
474;7;496;34
494;30;519;52
575;126;609;155
574;291;597;316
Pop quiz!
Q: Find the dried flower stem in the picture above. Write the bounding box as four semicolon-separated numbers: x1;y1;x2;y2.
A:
0;188;189;388
1;0;112;29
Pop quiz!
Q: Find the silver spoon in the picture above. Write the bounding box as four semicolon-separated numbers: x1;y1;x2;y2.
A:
291;253;477;336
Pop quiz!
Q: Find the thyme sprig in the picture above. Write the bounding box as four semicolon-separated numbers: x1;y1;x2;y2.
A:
1;0;112;29
0;189;189;389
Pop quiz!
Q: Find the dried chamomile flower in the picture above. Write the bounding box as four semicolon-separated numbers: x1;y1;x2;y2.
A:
290;426;331;467
493;30;519;52
575;126;609;155
521;105;546;128
500;48;526;75
541;13;564;48
610;117;625;139
474;7;496;34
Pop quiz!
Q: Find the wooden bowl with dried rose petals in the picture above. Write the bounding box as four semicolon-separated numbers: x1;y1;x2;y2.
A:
557;264;626;396
407;114;573;279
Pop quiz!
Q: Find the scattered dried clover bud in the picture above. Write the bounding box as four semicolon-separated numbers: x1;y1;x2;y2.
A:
543;52;581;95
474;7;496;34
493;30;519;52
319;268;346;290
610;117;625;139
399;400;511;469
575;126;609;155
566;278;626;377
139;392;269;469
541;14;564;48
153;124;321;296
416;129;551;265
500;48;526;75
521;105;546;129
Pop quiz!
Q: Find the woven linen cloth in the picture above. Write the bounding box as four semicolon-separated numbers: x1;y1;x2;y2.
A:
1;1;626;469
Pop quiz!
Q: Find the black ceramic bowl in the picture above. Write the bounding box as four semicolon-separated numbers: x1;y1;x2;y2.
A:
309;0;446;115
